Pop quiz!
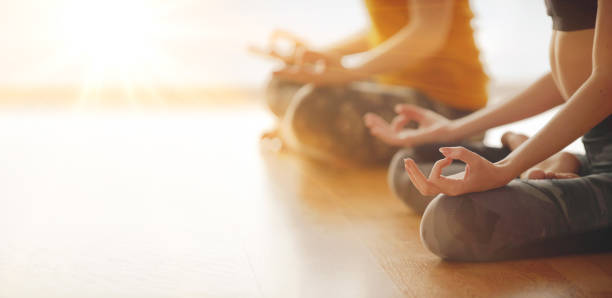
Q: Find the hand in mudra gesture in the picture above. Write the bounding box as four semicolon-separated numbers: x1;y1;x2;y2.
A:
364;104;452;147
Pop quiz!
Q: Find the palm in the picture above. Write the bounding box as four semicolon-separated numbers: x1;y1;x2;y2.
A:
403;147;513;197
364;104;450;147
252;30;342;69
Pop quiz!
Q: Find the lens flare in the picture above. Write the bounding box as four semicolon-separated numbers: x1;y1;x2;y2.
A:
46;0;189;106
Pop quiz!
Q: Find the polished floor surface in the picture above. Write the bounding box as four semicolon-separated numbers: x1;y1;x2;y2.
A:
0;106;610;298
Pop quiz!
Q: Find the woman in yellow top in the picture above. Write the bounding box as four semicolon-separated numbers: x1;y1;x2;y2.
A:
262;0;489;165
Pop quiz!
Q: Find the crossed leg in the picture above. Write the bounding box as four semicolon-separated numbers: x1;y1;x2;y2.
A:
420;174;612;261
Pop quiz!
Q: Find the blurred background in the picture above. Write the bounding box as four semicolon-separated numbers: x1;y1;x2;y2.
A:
0;0;580;150
0;2;601;295
0;0;550;102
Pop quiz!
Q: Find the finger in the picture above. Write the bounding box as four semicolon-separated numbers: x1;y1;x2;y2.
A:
429;157;453;180
363;113;376;127
297;50;325;66
291;43;308;62
370;127;402;145
363;113;390;128
404;158;429;194
269;49;294;64
404;158;439;196
394;104;429;122
439;147;483;168
294;47;307;66
248;45;292;63
268;30;308;65
391;115;411;132
430;174;466;196
269;29;306;49
313;59;327;74
428;158;469;196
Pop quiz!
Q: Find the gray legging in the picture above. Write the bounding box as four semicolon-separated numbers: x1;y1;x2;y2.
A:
265;77;480;165
396;115;612;261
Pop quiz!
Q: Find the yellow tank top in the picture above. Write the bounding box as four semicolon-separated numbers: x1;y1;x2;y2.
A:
365;0;488;110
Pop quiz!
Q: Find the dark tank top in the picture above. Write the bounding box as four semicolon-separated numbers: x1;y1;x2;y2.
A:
545;0;598;31
582;115;612;174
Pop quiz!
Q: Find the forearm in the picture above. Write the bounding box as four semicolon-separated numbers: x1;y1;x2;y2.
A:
499;73;612;176
348;24;446;75
447;73;565;140
322;30;370;56
348;0;453;76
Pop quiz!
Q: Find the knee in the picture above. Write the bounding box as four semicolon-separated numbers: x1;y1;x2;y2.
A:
264;75;304;117
265;74;288;94
285;84;336;134
388;149;433;214
420;193;502;261
419;194;460;260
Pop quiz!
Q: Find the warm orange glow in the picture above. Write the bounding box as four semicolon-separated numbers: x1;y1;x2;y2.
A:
59;0;159;68
48;0;176;105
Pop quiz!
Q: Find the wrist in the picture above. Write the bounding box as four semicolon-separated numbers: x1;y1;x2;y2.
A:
494;155;523;181
417;122;456;145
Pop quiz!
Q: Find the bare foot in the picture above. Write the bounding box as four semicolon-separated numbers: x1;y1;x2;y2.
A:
501;132;581;179
500;131;529;150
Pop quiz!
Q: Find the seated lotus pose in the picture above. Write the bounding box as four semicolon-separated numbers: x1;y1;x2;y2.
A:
365;0;612;261
255;0;489;165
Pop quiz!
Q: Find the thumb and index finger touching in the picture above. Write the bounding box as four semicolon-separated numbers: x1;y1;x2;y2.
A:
249;30;309;64
439;147;481;168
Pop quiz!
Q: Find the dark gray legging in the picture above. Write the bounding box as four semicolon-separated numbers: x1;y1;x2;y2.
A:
421;174;612;261
392;116;612;261
265;77;481;165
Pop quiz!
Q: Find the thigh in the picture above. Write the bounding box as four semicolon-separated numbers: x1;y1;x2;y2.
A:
282;82;425;165
420;174;612;261
265;76;305;118
283;81;486;165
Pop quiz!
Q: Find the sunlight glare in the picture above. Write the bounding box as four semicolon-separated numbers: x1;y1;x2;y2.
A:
59;0;160;69
53;0;174;104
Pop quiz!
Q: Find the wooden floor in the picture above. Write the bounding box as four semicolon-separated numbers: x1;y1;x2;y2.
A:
0;105;611;297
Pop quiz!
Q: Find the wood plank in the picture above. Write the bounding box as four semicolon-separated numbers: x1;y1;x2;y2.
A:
0;107;400;298
0;106;610;297
295;151;612;297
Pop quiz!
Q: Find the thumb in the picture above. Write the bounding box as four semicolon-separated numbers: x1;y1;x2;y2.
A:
394;104;427;122
439;147;482;167
391;115;410;132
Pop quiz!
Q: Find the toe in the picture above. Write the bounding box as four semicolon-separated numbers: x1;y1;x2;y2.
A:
527;169;546;180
